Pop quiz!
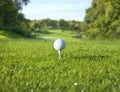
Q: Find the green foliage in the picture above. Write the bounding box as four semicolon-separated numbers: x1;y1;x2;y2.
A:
80;22;88;32
0;0;18;26
31;19;58;30
58;19;70;30
0;0;31;37
85;28;100;39
84;0;120;38
31;19;81;32
13;0;30;9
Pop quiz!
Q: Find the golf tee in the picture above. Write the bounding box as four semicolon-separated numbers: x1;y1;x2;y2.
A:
58;50;61;60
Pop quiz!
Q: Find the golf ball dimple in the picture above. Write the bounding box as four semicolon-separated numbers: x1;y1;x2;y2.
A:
54;39;66;51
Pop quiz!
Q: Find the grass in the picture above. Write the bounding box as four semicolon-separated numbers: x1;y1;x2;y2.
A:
36;29;80;40
0;30;24;39
0;29;120;92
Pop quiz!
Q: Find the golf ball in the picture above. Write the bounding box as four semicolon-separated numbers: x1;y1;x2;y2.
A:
54;39;66;51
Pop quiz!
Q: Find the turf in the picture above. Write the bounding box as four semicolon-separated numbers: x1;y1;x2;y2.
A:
0;30;120;92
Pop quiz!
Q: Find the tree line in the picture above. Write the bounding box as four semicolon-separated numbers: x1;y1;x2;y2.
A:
0;0;31;37
31;19;81;32
0;0;120;39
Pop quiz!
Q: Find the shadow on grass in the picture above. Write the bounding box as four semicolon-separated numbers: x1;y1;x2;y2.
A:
0;30;23;38
34;37;51;40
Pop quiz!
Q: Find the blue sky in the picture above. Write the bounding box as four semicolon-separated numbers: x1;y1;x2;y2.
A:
22;0;92;21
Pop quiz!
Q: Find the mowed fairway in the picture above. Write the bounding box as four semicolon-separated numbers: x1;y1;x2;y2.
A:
0;30;120;92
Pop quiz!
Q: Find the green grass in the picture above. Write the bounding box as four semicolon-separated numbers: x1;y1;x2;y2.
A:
0;29;120;92
0;30;24;39
36;29;81;40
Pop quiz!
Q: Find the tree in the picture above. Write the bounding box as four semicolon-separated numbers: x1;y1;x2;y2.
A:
84;0;120;38
59;19;70;30
0;0;31;37
13;0;30;9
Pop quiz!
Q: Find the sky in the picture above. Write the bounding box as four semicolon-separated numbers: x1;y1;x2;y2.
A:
22;0;92;21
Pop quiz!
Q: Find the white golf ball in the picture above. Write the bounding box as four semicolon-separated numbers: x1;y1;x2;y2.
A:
54;39;66;51
74;82;78;86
